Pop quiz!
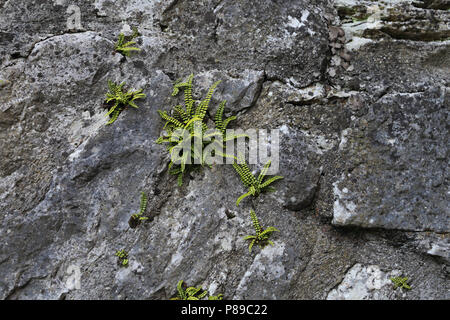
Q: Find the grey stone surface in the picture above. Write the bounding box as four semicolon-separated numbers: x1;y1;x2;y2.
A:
0;0;448;300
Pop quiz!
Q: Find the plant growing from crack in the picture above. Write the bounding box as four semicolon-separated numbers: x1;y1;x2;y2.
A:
104;80;146;125
128;192;149;228
115;249;129;267
233;155;283;206
171;280;208;300
156;74;245;186
243;210;279;253
170;280;224;300
390;276;411;290
114;27;141;56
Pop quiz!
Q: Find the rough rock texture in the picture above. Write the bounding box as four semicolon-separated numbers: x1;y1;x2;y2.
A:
0;0;448;299
327;264;405;300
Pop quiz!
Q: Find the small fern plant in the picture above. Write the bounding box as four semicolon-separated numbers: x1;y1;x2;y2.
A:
114;27;141;56
233;156;283;206
171;280;208;300
390;277;411;290
156;74;243;186
243;210;279;253
115;249;129;267
156;74;218;134
128;192;149;228
104;80;146;125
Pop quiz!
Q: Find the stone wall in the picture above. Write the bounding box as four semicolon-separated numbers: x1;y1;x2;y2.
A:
0;0;448;299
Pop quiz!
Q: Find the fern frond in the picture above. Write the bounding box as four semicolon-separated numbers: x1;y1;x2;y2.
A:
107;79;115;92
250;210;261;234
174;105;189;122
184;74;194;115
106;102;119;116
115;33;125;48
128;101;139;109
129;89;145;100
222;115;236;132
195;80;221;121
248;239;256;253
259;176;284;189
177;280;186;300
118;47;141;55
236;189;254;206
214;100;226;130
157;110;184;128
107;109;120;125
186;287;202;297
139;192;147;215
257;160;272;184
156;135;172;144
258;227;279;238
235;161;258;188
122;40;137;47
198;290;208;299
115;30;141;56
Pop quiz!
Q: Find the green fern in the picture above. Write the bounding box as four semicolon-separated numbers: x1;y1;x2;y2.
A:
104;80;146;125
243;210;279;253
213;100;248;142
208;294;224;300
128;192;149;228
156;74;242;186
390;277;411;290
233;155;283;206
114;27;141;56
157;74;221;133
171;280;209;300
115;249;129;267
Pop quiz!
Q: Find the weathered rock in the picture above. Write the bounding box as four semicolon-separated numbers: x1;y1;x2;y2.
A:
333;87;449;233
327;264;405;300
0;0;448;300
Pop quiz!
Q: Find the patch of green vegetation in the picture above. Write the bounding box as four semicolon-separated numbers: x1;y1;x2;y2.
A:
243;210;279;253
390;276;411;290
171;280;208;300
104;80;146;125
156;74;244;186
233;156;283;206
128;192;149;228
171;280;224;300
115;249;129;267
114;27;141;57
